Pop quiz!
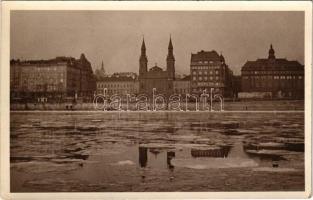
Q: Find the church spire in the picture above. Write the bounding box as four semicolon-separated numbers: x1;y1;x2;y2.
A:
168;35;173;50
167;35;174;59
139;37;148;76
166;35;175;80
101;61;104;71
141;37;146;54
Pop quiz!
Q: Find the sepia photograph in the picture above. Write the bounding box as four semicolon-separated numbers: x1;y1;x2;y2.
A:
0;1;312;199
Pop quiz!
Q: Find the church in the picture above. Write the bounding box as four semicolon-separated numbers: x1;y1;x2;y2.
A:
138;37;175;96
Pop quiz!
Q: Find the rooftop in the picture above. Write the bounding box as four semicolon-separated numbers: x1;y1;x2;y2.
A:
149;65;163;72
10;54;93;72
242;58;304;71
191;50;221;62
97;76;137;82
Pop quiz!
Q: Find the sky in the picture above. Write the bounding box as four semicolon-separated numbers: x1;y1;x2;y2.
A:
11;11;304;75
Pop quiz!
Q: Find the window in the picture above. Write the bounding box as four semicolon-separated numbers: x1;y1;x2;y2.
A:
299;76;303;79
210;76;213;81
215;70;219;75
199;77;202;81
216;76;219;80
193;77;196;81
204;71;207;75
204;77;208;81
199;71;202;75
193;71;197;75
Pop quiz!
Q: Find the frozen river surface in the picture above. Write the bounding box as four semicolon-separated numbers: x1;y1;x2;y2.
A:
10;111;304;192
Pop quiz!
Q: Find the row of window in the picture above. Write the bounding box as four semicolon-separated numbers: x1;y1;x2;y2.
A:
192;76;220;81
243;75;303;80
22;75;64;82
191;65;221;70
98;83;137;89
192;87;221;92
250;81;302;88
191;61;216;65
243;71;303;75
34;67;64;72
197;82;220;87
192;70;219;75
101;89;138;94
22;78;64;85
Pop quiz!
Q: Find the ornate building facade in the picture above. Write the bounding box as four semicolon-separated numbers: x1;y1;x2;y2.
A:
241;45;304;99
96;76;139;96
190;50;234;97
138;38;175;96
10;54;96;102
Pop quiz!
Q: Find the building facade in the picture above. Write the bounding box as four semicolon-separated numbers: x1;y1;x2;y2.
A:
112;72;138;80
241;45;304;99
96;76;139;96
173;75;190;95
190;50;234;97
138;38;175;96
10;54;96;102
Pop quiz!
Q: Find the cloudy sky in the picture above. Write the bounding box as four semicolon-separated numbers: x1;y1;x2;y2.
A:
11;11;304;75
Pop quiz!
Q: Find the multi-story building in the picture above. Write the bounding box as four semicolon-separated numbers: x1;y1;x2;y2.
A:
10;54;96;102
112;72;138;80
173;75;190;95
96;76;139;96
190;50;234;97
138;37;175;96
241;45;304;99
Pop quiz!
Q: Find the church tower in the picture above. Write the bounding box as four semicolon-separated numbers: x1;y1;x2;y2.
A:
166;36;175;80
268;44;276;60
139;38;148;77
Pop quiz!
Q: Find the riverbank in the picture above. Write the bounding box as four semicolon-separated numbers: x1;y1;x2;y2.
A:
10;100;304;111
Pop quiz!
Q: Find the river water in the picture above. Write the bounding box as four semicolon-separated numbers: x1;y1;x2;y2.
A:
10;111;304;192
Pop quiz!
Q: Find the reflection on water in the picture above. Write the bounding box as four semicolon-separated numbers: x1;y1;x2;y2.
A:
10;111;305;192
167;151;175;171
191;146;231;158
139;146;148;168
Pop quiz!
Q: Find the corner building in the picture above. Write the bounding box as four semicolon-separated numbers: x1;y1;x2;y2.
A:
190;50;234;97
10;54;96;102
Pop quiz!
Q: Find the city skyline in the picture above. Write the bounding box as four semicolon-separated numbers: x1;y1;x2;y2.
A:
11;11;304;75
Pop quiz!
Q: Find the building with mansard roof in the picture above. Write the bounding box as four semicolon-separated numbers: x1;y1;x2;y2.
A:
10;54;96;102
190;50;234;97
241;45;304;99
138;37;175;96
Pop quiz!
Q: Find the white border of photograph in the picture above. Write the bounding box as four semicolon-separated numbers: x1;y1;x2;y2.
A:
1;1;312;199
